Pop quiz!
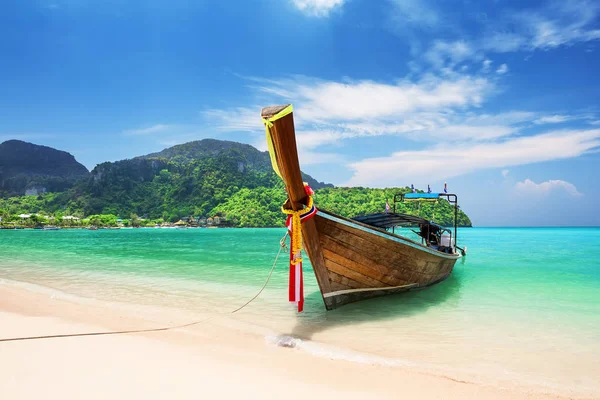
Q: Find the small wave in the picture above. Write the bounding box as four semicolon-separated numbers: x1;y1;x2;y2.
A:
265;334;417;368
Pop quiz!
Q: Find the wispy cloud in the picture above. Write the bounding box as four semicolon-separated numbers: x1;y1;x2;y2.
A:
202;73;497;148
122;123;215;149
490;1;600;53
424;40;475;69
502;169;510;178
156;133;211;148
291;0;346;17
515;178;583;197
534;115;571;124
345;129;600;187
418;1;600;70
202;107;260;132
487;1;600;53
245;74;491;122
123;124;173;135
204;74;595;145
292;77;490;120
496;64;508;74
481;59;492;73
516;1;600;51
388;0;440;29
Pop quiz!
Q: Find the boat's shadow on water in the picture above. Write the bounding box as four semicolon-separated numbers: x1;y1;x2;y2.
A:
288;268;464;340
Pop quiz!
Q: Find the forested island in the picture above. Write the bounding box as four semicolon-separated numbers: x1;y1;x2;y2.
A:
0;139;472;228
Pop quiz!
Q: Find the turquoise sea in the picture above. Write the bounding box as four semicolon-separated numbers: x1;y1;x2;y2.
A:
1;227;599;396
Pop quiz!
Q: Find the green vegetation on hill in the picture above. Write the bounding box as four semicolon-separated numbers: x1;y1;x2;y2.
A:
1;185;472;228
314;187;471;227
0;139;472;228
213;186;471;227
80;149;281;220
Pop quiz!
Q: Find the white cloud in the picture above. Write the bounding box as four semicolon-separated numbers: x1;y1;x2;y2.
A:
423;40;474;68
515;178;582;197
534;115;571;124
255;74;491;121
502;169;509;178
496;64;508;74
463;111;538;125
202;73;598;157
482;59;492;72
123;124;172;135
202;107;260;132
482;32;527;53
202;74;499;149
291;0;345;17
345;129;600;187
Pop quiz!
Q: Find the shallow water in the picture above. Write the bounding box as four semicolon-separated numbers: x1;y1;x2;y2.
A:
1;227;599;395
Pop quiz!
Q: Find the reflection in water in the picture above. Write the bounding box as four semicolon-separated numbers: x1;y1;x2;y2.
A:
290;268;464;339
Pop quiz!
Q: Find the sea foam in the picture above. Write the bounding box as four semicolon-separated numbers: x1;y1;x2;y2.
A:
265;334;417;368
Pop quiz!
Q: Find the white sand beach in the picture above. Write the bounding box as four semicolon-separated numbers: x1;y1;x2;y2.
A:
0;283;585;400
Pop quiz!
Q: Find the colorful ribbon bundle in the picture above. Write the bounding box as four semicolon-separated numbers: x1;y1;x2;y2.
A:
282;184;317;312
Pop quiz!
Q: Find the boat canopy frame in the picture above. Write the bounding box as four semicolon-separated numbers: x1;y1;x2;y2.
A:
352;212;447;232
393;192;459;249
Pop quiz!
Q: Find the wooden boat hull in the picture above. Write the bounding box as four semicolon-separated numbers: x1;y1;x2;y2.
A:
309;211;459;310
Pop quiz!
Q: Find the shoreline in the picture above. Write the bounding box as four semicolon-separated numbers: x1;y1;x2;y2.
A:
0;223;476;229
0;279;591;400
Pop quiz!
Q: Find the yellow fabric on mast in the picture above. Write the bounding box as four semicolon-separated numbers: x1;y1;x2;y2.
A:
262;104;293;178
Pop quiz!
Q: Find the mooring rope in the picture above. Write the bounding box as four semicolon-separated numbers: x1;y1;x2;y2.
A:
0;233;288;343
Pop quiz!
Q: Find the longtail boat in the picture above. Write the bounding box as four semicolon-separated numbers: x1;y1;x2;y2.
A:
262;104;464;311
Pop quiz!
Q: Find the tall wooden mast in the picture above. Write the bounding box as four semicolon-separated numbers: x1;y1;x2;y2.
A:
261;105;332;304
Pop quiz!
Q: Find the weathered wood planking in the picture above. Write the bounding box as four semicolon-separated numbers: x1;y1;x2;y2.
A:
313;212;458;308
324;257;390;288
320;231;423;281
321;244;410;285
317;216;451;280
328;271;363;290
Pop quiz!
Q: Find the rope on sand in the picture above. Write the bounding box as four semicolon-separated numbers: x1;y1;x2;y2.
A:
0;233;288;343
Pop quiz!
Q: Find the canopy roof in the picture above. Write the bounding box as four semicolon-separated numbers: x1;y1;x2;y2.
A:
353;212;444;230
403;193;441;200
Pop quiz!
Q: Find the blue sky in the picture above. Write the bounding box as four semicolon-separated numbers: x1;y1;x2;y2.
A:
1;0;600;226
